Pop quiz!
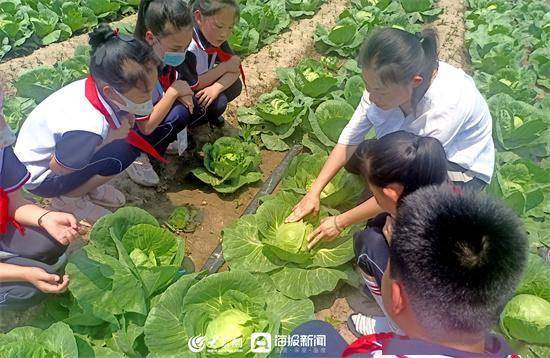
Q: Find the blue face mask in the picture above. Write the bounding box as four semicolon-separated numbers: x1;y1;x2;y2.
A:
163;50;187;67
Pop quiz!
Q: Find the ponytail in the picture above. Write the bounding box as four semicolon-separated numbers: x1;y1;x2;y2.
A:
358;27;439;115
411;28;438;109
89;23;159;93
135;0;193;41
357;131;448;200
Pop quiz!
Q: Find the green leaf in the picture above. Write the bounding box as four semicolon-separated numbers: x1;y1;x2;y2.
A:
90;207;159;257
269;266;350;299
66;246;148;320
144;274;200;357
222;215;280;273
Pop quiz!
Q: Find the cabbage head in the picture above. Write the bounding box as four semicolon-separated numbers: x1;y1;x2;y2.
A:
500;294;550;345
144;271;314;357
191;137;262;193
281;153;363;211
222;192;358;299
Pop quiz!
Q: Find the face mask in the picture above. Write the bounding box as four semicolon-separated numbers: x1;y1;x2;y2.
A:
163;50;187;67
112;89;154;117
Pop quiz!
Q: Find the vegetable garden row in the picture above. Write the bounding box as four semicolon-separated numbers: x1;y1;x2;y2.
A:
464;0;549;355
1;0;327;132
0;0;325;61
0;0;548;357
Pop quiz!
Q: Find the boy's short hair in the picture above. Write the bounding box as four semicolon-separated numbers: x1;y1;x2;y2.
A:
390;185;528;340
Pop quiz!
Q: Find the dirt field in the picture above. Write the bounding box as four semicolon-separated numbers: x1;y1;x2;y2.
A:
0;0;468;342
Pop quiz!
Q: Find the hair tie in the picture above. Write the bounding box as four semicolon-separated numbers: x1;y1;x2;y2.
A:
113;28;120;37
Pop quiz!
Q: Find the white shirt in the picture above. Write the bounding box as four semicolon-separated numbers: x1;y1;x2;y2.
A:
338;61;495;183
188;28;217;75
14;79;111;189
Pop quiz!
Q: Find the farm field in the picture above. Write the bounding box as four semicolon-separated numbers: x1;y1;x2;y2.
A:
0;0;548;357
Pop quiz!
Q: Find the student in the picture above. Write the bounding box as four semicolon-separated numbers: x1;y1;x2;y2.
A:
282;185;527;358
127;0;197;186
314;131;447;335
188;0;243;127
286;27;495;244
14;24;161;224
0;91;81;310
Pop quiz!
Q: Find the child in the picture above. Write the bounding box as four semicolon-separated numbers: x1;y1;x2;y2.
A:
282;185;527;357
0;89;81;310
188;0;243;127
127;0;197;186
14;24;161;224
306;131;448;335
286;27;495;244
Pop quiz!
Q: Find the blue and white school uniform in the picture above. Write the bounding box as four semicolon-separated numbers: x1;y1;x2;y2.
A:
339;61;495;184
14;77;143;198
187;26;243;122
0;145;68;310
137;56;202;154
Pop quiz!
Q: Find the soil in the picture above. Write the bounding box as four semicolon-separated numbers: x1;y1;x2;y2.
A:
0;0;469;343
429;0;470;70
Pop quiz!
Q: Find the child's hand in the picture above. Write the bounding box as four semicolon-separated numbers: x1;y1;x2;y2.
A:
178;94;195;113
196;85;222;108
39;211;80;246
307;216;343;250
25;267;69;294
285;191;320;223
383;216;394;245
225;56;241;74
168;80;193;99
106;116;132;142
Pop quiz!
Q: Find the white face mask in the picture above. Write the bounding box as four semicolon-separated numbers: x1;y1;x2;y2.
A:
112;89;154;116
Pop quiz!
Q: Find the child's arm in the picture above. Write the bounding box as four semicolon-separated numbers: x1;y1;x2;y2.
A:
307;197;384;249
0;262;69;293
196;71;240;108
136;81;193;135
9;190;79;245
195;56;241;90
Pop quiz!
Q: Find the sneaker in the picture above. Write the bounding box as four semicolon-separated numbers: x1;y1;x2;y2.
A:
347;313;404;337
166;141;179;155
126;154;160;187
88;184;126;208
49;196;111;224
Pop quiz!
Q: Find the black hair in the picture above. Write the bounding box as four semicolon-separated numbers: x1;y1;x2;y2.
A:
135;0;193;41
354;131;448;200
358;27;439;112
89;23;160;93
191;0;240;19
390;185;528;340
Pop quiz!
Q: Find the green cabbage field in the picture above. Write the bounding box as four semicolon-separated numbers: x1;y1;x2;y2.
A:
0;0;548;357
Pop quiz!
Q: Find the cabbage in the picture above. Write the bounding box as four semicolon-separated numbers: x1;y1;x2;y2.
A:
222;192;359;299
191;137;262;193
281;153;364;211
144;271;314;356
500;294;550;345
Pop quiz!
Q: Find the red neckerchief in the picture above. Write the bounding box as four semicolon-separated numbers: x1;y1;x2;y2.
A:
159;66;178;92
192;30;248;95
343;332;402;357
0;148;25;235
84;76;167;163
